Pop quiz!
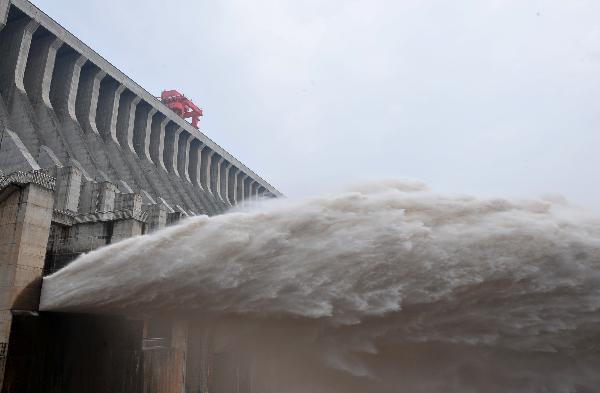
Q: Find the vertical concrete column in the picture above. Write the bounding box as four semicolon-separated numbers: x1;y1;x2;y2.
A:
0;18;38;97
149;117;195;210
0;18;40;155
199;145;211;194
163;125;181;176
23;35;62;108
178;131;191;182
236;173;248;202
182;134;193;184
0;181;54;389
246;180;255;200
149;115;168;171
227;166;238;205
115;91;139;152
249;181;259;200
92;81;141;189
244;177;253;200
78;68;139;193
131;111;185;209
126;98;142;152
188;139;203;189
209;151;224;203
21;34;69;165
70;64;118;183
50;53;87;122
135;107;157;161
204;149;228;212
113;94;158;196
109;86;126;145
76;65;105;136
256;185;266;198
50;52;100;180
186;140;221;215
219;159;231;206
132;103;152;159
163;126;203;213
96;77;124;145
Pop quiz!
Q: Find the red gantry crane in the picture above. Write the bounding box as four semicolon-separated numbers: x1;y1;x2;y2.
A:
160;90;203;129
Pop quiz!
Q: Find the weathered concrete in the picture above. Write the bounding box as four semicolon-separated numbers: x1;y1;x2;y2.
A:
0;18;41;156
51;51;99;180
114;89;162;201
0;0;9;31
130;105;178;205
6;0;283;202
257;185;266;198
23;35;61;110
199;144;223;213
53;165;81;212
174;129;211;214
23;34;71;165
0;0;283;391
0;129;39;172
75;65;114;182
149;113;167;172
219;159;231;207
249;180;259;200
209;151;228;208
160;123;203;213
236;172;248;203
0;171;54;388
163;124;179;177
136;112;185;211
188;139;221;214
244;176;253;201
94;77;140;191
227;165;238;205
146;115;193;210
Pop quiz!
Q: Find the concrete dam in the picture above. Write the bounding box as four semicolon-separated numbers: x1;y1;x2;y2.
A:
0;0;281;391
3;1;600;393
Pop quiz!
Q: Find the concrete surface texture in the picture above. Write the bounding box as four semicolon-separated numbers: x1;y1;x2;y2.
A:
0;0;280;217
0;0;282;391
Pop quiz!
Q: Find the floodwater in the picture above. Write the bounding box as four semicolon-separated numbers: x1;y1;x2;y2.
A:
42;180;600;392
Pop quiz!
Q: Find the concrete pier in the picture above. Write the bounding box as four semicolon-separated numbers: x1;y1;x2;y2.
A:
0;171;54;388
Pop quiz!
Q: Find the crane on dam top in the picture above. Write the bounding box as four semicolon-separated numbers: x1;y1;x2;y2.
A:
160;90;203;128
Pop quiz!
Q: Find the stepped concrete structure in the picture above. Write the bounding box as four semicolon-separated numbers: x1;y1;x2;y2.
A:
0;0;281;392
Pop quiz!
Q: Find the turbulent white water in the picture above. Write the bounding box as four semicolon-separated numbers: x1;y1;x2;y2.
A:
41;180;600;392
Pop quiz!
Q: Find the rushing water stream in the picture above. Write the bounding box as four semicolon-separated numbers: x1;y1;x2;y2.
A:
41;180;600;392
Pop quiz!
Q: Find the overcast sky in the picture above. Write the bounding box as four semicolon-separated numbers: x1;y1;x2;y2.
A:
31;0;600;208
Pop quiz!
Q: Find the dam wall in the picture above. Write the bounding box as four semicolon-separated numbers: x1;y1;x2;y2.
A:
0;0;281;391
0;0;280;216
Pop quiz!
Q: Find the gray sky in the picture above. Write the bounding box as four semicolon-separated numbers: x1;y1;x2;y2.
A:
31;0;600;208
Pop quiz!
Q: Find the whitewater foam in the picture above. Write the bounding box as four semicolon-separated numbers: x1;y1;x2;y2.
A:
41;180;600;392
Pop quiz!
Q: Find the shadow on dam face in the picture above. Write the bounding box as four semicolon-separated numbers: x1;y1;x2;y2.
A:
2;313;247;393
2;313;145;393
